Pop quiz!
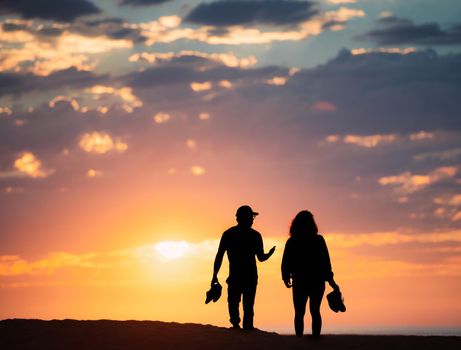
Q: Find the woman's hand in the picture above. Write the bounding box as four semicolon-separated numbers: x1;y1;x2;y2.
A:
283;278;292;288
211;275;219;286
329;279;340;291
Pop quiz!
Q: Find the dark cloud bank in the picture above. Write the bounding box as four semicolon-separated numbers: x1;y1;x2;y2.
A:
361;16;461;46
184;0;319;27
120;0;173;6
0;0;101;22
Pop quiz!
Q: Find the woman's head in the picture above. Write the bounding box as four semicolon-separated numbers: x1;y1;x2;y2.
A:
289;210;318;237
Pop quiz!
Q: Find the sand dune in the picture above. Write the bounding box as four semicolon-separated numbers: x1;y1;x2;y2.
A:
1;319;460;350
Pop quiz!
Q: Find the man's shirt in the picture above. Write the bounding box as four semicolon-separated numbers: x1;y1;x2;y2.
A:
217;225;265;284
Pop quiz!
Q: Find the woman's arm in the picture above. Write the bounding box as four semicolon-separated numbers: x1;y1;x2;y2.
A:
320;235;339;289
281;239;292;288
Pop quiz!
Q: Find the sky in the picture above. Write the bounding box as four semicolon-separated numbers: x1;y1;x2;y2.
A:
0;0;460;334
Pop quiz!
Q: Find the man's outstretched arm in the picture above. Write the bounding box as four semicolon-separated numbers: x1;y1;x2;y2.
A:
257;246;276;262
256;235;276;262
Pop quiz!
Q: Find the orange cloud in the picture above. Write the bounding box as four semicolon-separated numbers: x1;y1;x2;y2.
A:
153;112;171;124
79;132;128;154
379;166;458;194
12;152;54;178
132;9;365;46
130;50;257;68
0;107;13;115
409;130;435;140
325;133;397;147
218;80;233;89
87;169;104;178
0;27;132;75
266;76;287;86
186;139;197;151
85;85;143;113
351;47;416;55
312;100;337;112
190;81;212;92
49;96;80;111
3;186;24;193
344;134;397;147
198;112;210;120
191;166;205;176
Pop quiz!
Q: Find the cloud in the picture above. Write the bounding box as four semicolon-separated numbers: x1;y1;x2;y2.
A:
0;0;101;22
351;47;416;55
49;96;80;111
311;100;337;112
0;240;218;277
71;18;146;43
84;85;143;113
190;81;213;92
3;186;24;193
186;139;197;151
378;166;458;194
344;134;398;147
0;68;105;98
184;0;319;27
87;169;103;177
325;133;398;147
326;0;356;3
414;148;461;162
324;131;437;148
326;230;461;249
120;0;172;6
198;112;210;120
265;76;287;86
153;112;171;124
409;131;434;141
129;50;257;69
0;23;133;76
0;152;55;178
79;131;128;154
1;232;460;283
130;8;364;46
360;16;461;46
0;107;13;115
191;165;205;176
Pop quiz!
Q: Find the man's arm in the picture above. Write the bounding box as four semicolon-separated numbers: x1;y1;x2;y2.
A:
211;235;226;285
256;233;276;262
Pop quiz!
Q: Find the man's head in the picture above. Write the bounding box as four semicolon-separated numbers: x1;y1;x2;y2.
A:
236;205;258;228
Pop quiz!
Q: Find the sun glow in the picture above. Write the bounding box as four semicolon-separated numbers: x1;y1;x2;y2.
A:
155;241;190;260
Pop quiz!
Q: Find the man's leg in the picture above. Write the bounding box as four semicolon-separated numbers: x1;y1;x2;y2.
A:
242;282;257;330
227;283;241;328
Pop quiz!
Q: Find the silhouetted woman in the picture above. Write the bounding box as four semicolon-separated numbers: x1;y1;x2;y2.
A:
281;210;338;337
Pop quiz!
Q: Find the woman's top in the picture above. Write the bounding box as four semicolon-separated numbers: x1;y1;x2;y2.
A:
281;234;333;284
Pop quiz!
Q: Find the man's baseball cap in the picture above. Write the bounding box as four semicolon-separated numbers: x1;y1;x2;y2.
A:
236;205;259;217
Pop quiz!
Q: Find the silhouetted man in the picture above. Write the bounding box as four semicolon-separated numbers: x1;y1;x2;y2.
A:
211;205;275;330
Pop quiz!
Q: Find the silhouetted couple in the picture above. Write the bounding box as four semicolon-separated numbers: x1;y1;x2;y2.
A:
211;206;338;336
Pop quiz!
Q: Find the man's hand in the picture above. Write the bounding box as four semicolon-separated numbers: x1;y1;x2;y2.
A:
269;246;276;256
283;278;292;288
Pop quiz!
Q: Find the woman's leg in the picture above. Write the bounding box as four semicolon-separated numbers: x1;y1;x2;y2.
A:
292;283;308;337
309;282;325;337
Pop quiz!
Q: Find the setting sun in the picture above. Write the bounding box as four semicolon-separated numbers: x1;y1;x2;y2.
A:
155;241;190;260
